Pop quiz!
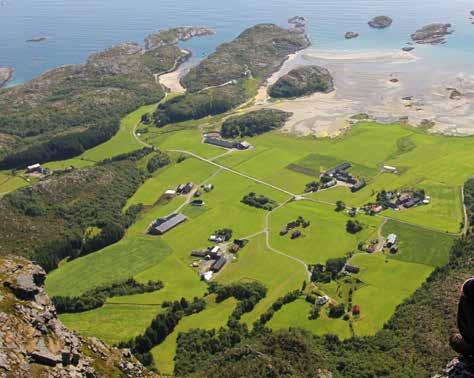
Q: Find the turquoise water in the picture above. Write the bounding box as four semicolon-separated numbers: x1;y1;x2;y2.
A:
1;0;474;85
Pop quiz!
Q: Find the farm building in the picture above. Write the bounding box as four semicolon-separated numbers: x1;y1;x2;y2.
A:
351;179;366;192
25;163;49;175
386;233;397;247
325;162;352;177
202;271;213;281
164;189;176;198
210;256;227;272
291;230;302;239
209;246;221;254
204;137;236;149
316;295;329;305
322;179;337;189
149;213;187;235
191;251;207;258
236;141;251;150
177;182;194;194
191;199;204;207
209;234;225;243
382;165;398;173
203;183;214;192
233;239;248;248
344;264;360;274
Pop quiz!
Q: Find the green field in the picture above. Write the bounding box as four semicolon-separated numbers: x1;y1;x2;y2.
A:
44;114;474;369
269;200;381;264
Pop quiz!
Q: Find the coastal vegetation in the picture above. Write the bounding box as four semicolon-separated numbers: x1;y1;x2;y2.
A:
153;23;309;127
220;109;291;138
268;65;334;98
2;18;473;377
0;160;145;271
0;28;207;169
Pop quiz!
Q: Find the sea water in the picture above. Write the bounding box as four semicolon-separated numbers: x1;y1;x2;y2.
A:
1;0;474;85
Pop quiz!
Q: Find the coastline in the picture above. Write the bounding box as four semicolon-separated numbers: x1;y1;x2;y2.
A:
250;47;474;137
0;67;14;89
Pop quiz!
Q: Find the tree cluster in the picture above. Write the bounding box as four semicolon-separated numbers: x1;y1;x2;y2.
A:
146;152;171;173
220;109;291;139
346;219;363;234
241;192;278;211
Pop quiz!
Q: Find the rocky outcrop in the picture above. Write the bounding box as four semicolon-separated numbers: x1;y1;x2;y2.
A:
288;16;308;32
144;26;215;50
0;67;13;89
411;23;453;44
0;256;155;377
435;357;474;377
345;32;359;39
26;36;48;43
368;16;393;29
268;65;334;98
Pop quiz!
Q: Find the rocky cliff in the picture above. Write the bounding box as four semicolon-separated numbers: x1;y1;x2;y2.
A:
0;256;155;377
436;357;474;377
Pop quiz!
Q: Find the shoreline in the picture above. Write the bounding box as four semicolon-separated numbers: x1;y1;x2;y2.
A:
250;47;474;137
0;67;14;89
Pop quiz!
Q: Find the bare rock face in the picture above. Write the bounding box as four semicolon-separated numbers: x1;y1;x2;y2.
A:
345;32;359;39
435;357;474;377
0;256;155;377
368;16;393;29
411;23;453;45
0;67;13;89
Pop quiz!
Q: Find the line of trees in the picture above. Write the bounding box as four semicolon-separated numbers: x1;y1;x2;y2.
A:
52;278;164;313
211;281;268;328
253;290;301;330
119;297;206;368
241;192;278;211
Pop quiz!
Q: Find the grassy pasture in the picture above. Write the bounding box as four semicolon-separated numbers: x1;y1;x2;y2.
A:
348;253;433;336
217;233;306;326
44;118;474;366
268;200;381;264
267;297;352;339
216;122;474;232
382;220;455;267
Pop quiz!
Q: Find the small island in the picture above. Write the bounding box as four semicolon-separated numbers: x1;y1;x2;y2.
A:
26;36;48;43
268;65;334;98
345;32;359;39
144;26;215;50
0;67;13;89
368;16;393;29
411;23;453;44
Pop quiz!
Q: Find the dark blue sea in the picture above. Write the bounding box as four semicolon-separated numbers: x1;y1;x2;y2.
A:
2;0;474;86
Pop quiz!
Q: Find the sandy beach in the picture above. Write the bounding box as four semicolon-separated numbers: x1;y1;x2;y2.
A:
252;48;474;136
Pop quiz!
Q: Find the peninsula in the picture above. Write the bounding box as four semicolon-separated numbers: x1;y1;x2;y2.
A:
154;20;310;126
0;27;212;170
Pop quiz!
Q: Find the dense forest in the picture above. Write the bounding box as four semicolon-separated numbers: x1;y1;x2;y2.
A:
268;65;334;98
220;109;291;138
0;33;189;169
0;159;146;271
166;181;474;377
